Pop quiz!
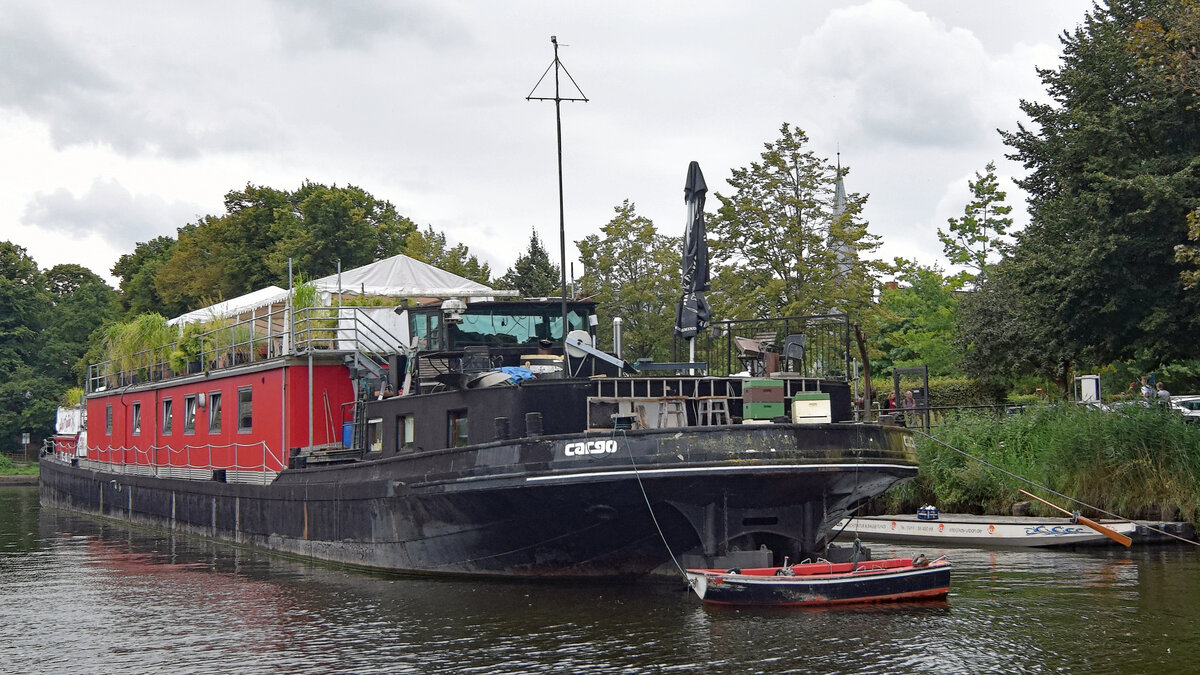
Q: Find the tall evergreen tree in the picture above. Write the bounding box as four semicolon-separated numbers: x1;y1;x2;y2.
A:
497;231;559;297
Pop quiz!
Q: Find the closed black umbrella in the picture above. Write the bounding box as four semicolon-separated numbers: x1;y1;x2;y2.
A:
675;161;711;342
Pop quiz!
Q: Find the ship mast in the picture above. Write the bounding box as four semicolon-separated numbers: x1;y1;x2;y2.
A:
527;35;588;345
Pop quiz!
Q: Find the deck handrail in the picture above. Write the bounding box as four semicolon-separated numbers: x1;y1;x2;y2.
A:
52;440;285;483
87;305;406;393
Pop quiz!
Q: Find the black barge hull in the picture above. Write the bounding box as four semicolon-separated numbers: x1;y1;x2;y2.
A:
40;423;917;578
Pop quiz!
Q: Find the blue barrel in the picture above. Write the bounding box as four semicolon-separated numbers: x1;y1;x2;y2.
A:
342;422;353;448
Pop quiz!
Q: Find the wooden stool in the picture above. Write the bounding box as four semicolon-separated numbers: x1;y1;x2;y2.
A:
697;397;731;425
657;398;687;428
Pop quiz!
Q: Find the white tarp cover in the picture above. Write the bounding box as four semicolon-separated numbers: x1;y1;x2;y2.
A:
169;286;290;326
311;254;496;297
335;307;411;352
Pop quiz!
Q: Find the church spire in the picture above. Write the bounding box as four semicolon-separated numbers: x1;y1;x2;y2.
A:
828;151;854;276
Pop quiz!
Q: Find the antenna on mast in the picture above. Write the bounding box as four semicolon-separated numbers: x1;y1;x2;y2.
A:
527;35;588;346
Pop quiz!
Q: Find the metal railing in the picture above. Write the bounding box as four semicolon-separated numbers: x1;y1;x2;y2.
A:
88;305;405;393
857;403;1028;429
687;313;852;379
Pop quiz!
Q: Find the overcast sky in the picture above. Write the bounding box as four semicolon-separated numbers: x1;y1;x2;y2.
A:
0;0;1094;288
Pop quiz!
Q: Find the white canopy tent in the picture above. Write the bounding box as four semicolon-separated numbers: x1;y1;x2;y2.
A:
168;286;290;326
310;253;510;298
166;255;518;356
309;254;514;352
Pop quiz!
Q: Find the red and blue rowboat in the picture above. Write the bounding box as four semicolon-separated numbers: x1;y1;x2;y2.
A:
685;556;950;607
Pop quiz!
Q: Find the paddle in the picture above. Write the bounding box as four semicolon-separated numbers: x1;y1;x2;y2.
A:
1018;489;1132;547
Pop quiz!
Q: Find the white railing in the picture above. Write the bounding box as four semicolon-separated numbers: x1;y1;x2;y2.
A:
57;441;285;486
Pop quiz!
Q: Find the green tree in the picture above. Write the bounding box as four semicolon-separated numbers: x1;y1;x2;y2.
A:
875;261;963;377
151;182;416;312
111;235;177;317
497;231;560;297
955;258;1073;397
152;217;232;312
0;363;61;452
404;225;493;285
269;182;416;279
577;201;679;361
39;264;118;384
0;242;46;376
0;243;65;449
938;161;1013;283
1130;0;1200;288
998;0;1200;384
708;123;887;321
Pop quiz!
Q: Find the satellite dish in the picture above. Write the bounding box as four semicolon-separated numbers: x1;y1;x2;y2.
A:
565;330;593;358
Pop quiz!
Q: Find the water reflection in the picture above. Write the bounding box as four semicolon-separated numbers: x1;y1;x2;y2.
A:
2;486;1199;674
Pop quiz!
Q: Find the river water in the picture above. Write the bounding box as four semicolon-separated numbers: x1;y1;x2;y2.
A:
2;486;1198;674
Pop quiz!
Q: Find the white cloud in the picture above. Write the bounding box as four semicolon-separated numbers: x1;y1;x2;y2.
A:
23;178;202;248
0;1;283;158
0;0;1095;285
269;0;468;53
788;0;1011;149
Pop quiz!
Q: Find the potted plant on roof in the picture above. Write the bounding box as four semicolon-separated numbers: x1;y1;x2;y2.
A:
133;313;173;380
178;321;204;373
201;315;232;369
231;322;253;365
106;319;144;386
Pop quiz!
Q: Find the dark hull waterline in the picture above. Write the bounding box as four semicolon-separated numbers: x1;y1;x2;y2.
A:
41;423;917;578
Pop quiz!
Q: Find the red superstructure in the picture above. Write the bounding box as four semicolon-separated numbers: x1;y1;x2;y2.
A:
72;359;356;481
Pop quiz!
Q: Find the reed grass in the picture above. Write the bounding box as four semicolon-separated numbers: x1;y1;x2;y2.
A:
881;404;1200;523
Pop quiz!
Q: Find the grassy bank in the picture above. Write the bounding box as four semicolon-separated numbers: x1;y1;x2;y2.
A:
0;454;38;476
881;404;1200;523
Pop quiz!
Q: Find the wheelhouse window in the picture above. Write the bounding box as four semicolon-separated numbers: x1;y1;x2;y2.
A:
448;410;469;448
412;313;442;350
440;303;591;349
237;387;252;433
367;418;383;453
184;395;196;434
162;399;173;435
131;402;141;436
397;415;414;451
209;392;222;433
105;404;113;435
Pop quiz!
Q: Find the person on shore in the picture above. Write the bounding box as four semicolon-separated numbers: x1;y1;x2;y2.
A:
1156;382;1170;404
902;390;917;425
885;391;896;409
1140;376;1153;400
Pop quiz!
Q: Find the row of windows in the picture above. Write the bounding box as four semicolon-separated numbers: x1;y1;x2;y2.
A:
104;388;253;436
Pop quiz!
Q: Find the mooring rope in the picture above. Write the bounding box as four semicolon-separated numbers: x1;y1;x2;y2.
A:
613;429;693;583
911;428;1200;547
